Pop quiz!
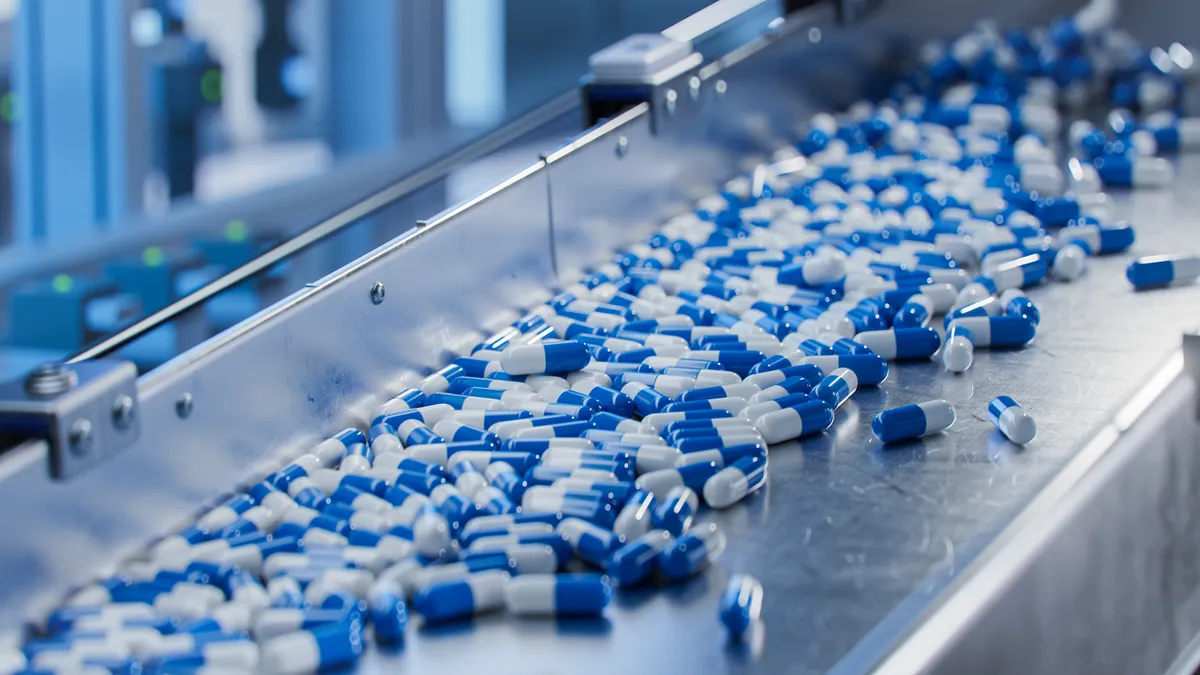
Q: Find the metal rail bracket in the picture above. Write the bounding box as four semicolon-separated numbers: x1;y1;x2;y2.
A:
582;33;704;133
0;360;140;480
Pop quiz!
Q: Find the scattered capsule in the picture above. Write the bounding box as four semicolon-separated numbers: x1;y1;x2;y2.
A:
504;574;612;617
945;316;1036;348
753;400;835;444
942;325;974;373
411;570;509;623
812;368;857;410
872;400;956;443
1126;255;1200;289
988;396;1038;445
720;574;764;640
703;454;767;509
259;623;362;674
658;523;725;580
650;486;699;536
606;530;675;586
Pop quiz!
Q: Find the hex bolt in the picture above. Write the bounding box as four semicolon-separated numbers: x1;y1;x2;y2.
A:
112;395;135;429
616;136;629;158
25;362;77;398
371;281;386;305
69;419;92;457
176;392;194;419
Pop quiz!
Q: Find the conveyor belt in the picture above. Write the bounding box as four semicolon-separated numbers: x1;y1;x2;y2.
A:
3;1;1200;673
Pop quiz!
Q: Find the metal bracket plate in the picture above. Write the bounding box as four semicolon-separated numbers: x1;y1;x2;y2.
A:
582;33;705;132
0;360;140;480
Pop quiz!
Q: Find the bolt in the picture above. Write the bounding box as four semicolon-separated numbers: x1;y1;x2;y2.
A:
370;281;386;305
714;80;728;97
809;27;822;43
69;419;92;457
176;392;194;419
615;136;629;158
25;362;77;398
112;395;135;429
688;76;701;100
664;89;678;117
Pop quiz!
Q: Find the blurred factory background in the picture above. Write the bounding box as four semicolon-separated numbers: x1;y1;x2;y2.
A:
0;0;718;377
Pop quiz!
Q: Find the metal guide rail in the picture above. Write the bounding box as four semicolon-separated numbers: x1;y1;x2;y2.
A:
2;0;1200;673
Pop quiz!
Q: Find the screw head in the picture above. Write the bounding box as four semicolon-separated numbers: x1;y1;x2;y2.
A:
112;395;135;429
808;27;822;43
615;136;629;158
176;392;194;419
714;80;728;97
688;76;701;100
371;281;386;305
69;419;92;457
664;89;678;117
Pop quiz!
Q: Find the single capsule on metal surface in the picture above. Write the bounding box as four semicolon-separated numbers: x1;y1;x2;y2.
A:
812;368;857;410
658;522;725;580
999;288;1041;325
946;316;1036;348
704;453;767;509
411;570;509;623
606;530;675;586
871;400;956;443
1126;254;1200;289
941;325;974;373
1095;155;1174;189
651;486;699;536
259;622;362;674
504;573;612;617
720;574;764;640
753;400;835;444
988;396;1038;445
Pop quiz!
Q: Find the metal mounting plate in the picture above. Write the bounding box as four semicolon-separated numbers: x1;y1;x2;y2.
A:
0;360;140;480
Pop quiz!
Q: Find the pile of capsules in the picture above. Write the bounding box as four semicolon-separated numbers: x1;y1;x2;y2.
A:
11;3;1200;675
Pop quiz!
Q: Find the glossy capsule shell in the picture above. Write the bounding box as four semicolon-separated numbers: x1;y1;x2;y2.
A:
753;400;835;444
259;622;362;674
606;530;675;586
504;573;612;617
703;453;767;509
988;396;1038;444
500;340;591;375
942;325;974;373
1126;255;1200;289
411;570;509;623
658;523;725;580
851;328;941;360
799;355;888;385
556;518;620;567
945;316;1036;348
812;368;857;410
871;400;956;443
650;487;699;536
720;574;764;639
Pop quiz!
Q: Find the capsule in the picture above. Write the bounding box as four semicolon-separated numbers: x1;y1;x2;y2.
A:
394;420;444;446
640;409;733;432
892;294;933;328
1057;222;1135;254
741;364;824;390
1126;255;1200;289
738;393;815;421
650;486;699;536
871;400;956;443
411;570;509;623
1000;289;1041;326
556;518;620;567
746;376;814;404
432;420;500;447
500;340;591;375
658;522;725;580
753;400;835;444
1095;155;1174;189
945;316;1036;348
634;461;723;498
368;586;408;644
619;382;672;416
419;364;466;394
674;442;764;469
612;490;657;541
942;325;974;373
259;623;362;674
812;368;857;410
1052;242;1088;281
606;530;675;586
504;574;612;617
703;453;767;509
720;574;764;640
988;396;1038;444
798;354;888;385
851;327;940;361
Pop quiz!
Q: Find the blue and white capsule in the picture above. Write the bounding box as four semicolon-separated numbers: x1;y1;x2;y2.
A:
411;570;509;623
650;486;699;536
1126;255;1200;289
988;396;1038;445
720;574;764;640
942;324;974;373
258;623;362;674
500;340;591;375
658;522;725;580
703;453;767;509
812;368;857;410
504;574;612;617
606;530;675;586
871;400;956;443
946;316;1036;348
556;517;620;567
753;400;835;444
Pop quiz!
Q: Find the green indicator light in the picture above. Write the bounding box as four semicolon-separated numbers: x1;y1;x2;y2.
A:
201;69;222;103
142;246;165;267
225;219;248;242
0;92;16;123
52;274;73;294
